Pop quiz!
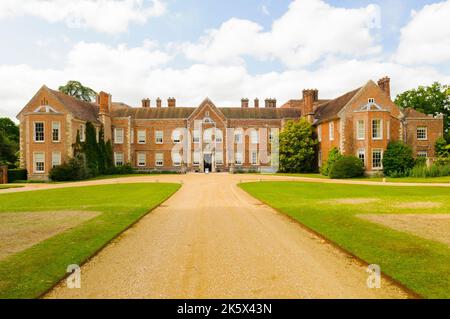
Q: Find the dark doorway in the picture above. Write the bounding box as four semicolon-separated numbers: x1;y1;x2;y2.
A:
204;154;212;172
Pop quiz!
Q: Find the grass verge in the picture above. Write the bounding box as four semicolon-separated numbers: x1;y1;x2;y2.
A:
239;181;450;298
0;183;180;298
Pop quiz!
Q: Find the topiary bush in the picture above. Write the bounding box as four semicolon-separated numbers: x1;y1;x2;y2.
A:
49;154;91;181
382;141;414;177
7;168;27;182
321;147;342;176
329;155;365;179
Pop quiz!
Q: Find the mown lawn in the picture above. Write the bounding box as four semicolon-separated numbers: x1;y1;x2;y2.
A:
240;181;450;299
274;173;450;183
0;183;180;299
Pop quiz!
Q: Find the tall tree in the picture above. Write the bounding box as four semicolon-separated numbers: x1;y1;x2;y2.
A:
58;81;97;102
0;118;19;143
279;119;318;173
0;118;19;166
395;82;450;140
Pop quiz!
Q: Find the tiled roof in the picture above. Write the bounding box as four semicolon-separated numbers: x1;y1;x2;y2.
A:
402;107;431;118
314;88;361;123
111;106;302;120
48;88;100;123
281;99;330;108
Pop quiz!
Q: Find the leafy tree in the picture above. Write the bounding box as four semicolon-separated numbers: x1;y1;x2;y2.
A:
0;118;19;143
435;136;450;158
382;141;415;177
83;122;100;176
0;118;19;166
329;156;364;179
321;147;343;176
279;119;318;173
59;80;97;102
395;82;450;140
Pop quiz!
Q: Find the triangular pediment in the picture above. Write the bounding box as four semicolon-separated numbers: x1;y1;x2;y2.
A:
187;98;227;125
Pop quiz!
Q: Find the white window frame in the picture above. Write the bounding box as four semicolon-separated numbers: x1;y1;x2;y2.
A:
155;153;164;166
114;128;124;144
356;120;365;140
251;151;258;165
215;152;223;165
52;151;61;168
172;152;181;166
317;125;322;142
33;152;45;173
52;121;60;142
137;152;146;167
329;122;334;141
34;122;45;142
130;129;134;144
417;127;428;141
215;130;223;143
203;129;212;142
387;120;390;140
357;148;365;166
235;152;243;165
235;131;243;144
368;98;375;104
137;130;146;144
372;119;383;140
250;130;259;144
417;151;428;158
193;130;200;143
172;130;181;143
193;152;200;166
155;131;163;144
79;124;86;142
114;152;124;166
372;149;383;170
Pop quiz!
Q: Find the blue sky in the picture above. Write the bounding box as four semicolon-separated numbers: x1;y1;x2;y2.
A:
1;0;449;119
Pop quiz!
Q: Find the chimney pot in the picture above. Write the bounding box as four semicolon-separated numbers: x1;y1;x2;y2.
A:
99;91;111;114
156;97;161;108
241;98;249;108
168;97;176;108
377;76;391;99
254;98;259;108
141;98;150;108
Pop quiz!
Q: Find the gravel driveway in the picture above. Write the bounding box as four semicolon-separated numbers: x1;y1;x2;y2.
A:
39;173;410;298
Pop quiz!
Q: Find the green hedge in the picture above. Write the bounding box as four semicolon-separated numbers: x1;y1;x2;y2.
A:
7;169;27;182
329;156;365;179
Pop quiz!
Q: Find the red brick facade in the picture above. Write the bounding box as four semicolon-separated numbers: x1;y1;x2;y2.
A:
17;77;443;179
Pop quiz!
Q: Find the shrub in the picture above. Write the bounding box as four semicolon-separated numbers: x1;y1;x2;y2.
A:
321;147;342;176
279;119;318;173
49;155;91;181
382;141;414;176
112;163;134;175
7;168;27;182
329;156;365;179
409;163;450;178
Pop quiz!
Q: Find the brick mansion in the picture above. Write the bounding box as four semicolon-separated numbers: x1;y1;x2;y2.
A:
17;77;443;180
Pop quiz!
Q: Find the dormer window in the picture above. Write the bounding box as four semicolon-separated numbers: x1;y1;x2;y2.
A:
368;98;375;104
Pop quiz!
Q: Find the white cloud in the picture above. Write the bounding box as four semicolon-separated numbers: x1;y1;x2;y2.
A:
395;0;450;64
0;0;166;34
1;40;449;121
180;0;381;68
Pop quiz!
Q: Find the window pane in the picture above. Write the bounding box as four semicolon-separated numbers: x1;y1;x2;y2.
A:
372;120;382;139
372;150;382;168
52;122;60;142
34;122;44;141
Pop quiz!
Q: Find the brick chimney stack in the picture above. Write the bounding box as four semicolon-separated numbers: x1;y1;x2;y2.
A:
168;97;176;108
302;89;318;123
377;76;391;99
141;98;150;108
264;98;276;108
241;98;249;108
99;91;111;114
254;98;259;108
156;97;162;108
